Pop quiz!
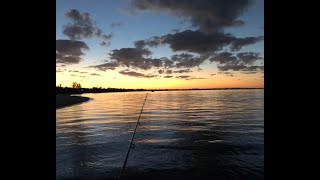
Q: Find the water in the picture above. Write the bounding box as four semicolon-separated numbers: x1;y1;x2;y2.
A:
56;90;264;180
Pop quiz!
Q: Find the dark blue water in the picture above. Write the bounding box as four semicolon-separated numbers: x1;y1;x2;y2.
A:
56;90;264;179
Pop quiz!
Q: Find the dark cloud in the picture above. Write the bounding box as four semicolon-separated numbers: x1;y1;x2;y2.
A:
171;53;207;68
56;69;63;73
162;30;233;53
79;76;86;78
242;65;264;72
108;48;165;70
166;69;173;74
93;47;206;72
218;61;264;73
136;30;263;54
134;36;162;49
130;0;253;33
158;69;164;74
176;75;191;79
63;9;112;43
174;69;192;73
163;58;174;68
230;36;264;51
163;75;173;78
187;77;206;80
119;70;158;78
218;71;233;74
110;22;122;28
56;40;89;64
210;52;237;64
210;73;216;76
100;41;111;46
90;61;120;71
212;51;263;72
237;52;262;64
217;61;247;71
79;71;88;74
242;71;258;74
90;73;101;76
102;34;113;40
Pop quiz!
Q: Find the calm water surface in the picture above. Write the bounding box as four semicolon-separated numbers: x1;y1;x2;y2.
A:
56;90;264;179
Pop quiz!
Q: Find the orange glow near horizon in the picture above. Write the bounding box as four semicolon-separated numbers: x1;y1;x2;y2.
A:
56;67;264;89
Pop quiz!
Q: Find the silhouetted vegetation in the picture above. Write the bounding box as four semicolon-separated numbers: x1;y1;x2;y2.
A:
56;83;263;95
72;82;82;89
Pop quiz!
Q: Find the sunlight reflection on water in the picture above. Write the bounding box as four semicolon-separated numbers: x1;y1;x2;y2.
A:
56;90;264;179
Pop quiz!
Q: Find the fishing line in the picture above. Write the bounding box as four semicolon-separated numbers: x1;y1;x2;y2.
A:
118;93;148;180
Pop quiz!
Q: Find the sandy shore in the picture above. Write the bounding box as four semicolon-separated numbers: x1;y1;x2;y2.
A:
56;94;90;108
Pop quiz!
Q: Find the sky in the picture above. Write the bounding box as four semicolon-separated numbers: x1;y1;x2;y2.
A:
56;0;264;89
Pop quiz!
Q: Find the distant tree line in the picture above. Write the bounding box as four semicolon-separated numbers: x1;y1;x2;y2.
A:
56;82;149;95
56;82;263;95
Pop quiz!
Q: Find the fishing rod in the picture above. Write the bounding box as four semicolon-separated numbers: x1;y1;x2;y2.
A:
118;93;148;180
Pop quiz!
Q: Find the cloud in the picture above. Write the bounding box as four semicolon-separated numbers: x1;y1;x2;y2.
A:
158;69;164;74
102;34;113;40
56;69;63;72
136;30;263;54
242;65;264;72
174;69;192;73
237;52;262;64
129;0;253;33
100;41;111;46
162;30;233;53
230;36;264;51
90;61;120;71
217;61;247;71
93;47;205;72
210;52;237;64
110;22;122;28
187;77;206;80
171;53;207;68
218;71;234;74
119;70;158;78
163;58;174;68
166;69;173;74
175;75;205;80
56;40;89;64
79;71;88;74
176;75;191;79
134;36;162;49
63;9;112;43
210;73;216;76
163;75;173;78
90;73;101;76
63;9;98;39
242;71;258;74
217;61;264;72
108;48;165;70
212;51;263;72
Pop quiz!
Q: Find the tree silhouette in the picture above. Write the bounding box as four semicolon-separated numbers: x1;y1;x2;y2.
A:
72;82;81;89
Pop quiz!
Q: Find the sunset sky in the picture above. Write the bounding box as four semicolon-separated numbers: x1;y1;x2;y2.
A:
56;0;264;89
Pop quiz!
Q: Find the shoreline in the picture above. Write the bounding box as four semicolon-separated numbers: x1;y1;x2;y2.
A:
56;94;90;109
